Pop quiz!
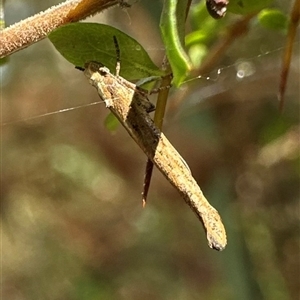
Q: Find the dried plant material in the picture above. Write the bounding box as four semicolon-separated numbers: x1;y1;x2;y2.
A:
82;61;227;251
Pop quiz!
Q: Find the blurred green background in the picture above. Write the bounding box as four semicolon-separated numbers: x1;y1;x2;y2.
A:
1;0;299;299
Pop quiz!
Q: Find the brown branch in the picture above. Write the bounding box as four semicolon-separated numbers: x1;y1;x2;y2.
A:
279;0;300;111
0;0;127;58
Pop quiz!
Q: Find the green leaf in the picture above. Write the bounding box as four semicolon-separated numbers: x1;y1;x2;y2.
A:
188;44;208;69
186;1;228;68
258;9;288;32
186;6;226;48
104;112;119;131
160;0;192;86
0;57;9;65
228;0;274;15
48;23;163;80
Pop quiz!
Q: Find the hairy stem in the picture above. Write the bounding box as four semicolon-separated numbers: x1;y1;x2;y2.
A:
0;0;126;58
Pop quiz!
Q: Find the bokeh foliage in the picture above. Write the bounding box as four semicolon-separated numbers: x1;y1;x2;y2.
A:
2;0;299;299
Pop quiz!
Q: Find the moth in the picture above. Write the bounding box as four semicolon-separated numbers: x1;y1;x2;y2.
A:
77;37;227;251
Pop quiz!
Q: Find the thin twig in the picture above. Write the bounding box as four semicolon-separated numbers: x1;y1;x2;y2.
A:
141;72;172;206
279;0;300;111
141;0;193;206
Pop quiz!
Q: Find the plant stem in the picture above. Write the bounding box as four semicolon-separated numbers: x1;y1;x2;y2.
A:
0;0;126;58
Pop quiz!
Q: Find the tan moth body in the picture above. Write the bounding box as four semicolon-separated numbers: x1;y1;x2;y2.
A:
84;61;227;251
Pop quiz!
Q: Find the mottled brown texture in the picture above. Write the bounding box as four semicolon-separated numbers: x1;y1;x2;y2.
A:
83;61;227;251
